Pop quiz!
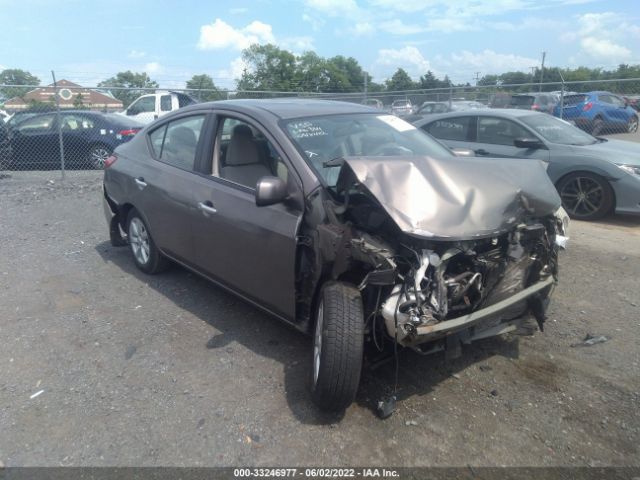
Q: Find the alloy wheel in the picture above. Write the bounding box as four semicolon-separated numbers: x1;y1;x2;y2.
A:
129;217;150;265
559;176;604;217
629;117;639;134
90;146;110;169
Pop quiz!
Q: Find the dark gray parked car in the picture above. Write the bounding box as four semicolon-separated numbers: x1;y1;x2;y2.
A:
103;99;568;413
415;109;640;220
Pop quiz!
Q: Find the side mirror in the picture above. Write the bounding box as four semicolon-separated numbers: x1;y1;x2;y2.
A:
451;148;475;157
514;137;544;149
255;176;288;207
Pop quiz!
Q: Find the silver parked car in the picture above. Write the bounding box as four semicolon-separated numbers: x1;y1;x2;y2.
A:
103;99;568;413
414;109;640;220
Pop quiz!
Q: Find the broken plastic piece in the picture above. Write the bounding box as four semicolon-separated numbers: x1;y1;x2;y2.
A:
376;395;397;419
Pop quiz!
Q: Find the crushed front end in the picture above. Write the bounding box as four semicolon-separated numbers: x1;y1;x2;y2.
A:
303;155;569;357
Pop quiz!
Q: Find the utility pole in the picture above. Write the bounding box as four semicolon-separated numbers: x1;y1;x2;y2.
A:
474;72;481;85
363;71;368;101
538;51;546;92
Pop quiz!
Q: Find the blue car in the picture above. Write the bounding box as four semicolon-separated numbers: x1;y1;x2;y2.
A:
553;91;638;135
5;110;144;170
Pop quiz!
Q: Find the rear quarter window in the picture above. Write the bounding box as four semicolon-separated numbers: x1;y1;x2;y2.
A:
424;117;473;141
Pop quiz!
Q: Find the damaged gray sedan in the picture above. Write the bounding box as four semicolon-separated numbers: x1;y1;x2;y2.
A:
102;99;569;413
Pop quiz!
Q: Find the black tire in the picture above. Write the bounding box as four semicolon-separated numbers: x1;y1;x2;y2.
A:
311;282;364;412
88;144;112;170
628;115;639;134
591;117;604;136
126;209;168;274
556;172;614;221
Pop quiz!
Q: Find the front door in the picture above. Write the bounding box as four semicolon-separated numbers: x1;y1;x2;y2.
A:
190;114;303;321
473;116;550;162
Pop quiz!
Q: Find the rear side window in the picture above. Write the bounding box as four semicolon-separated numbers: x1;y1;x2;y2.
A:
564;95;587;106
423;117;473;141
160;95;172;112
510;96;535;107
148;114;206;170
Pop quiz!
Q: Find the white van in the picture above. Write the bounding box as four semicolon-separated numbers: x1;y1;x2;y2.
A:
121;91;197;124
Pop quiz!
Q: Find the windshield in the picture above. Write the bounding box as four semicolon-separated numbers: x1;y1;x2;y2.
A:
521;114;597;146
283;113;454;186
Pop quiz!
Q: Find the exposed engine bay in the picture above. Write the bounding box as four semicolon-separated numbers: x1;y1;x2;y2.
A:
298;155;569;356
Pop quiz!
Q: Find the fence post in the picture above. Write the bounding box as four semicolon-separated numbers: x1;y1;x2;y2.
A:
51;71;66;179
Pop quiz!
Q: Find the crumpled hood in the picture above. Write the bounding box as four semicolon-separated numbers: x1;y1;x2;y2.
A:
571;138;640;167
339;155;561;240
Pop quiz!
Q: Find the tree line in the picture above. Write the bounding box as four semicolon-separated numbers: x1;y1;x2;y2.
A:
1;44;640;108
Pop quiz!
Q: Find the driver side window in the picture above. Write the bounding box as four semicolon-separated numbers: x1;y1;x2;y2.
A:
477;117;530;146
212;117;288;189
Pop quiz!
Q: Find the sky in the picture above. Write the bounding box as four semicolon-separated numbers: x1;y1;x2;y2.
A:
0;0;638;90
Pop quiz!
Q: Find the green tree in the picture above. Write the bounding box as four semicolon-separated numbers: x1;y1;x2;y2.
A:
73;93;88;109
98;71;158;108
0;69;41;100
237;44;297;91
325;55;369;92
385;68;416;91
186;74;223;101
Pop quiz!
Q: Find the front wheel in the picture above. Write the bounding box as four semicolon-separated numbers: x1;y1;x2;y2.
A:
628;116;639;134
126;209;168;274
557;172;614;220
311;282;364;412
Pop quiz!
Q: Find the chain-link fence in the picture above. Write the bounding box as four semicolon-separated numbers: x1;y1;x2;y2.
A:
1;78;639;175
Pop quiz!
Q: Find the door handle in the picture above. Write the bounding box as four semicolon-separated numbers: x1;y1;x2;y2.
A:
198;201;217;215
134;177;147;189
475;149;490;156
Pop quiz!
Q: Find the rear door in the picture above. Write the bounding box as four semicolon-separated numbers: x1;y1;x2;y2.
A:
188;112;304;320
559;94;588;121
131;112;210;264
473;116;550;161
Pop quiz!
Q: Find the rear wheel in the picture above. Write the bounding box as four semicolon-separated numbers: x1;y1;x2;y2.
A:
628;115;639;134
311;282;364;412
89;144;111;170
557;172;614;220
591;117;604;136
126;209;168;274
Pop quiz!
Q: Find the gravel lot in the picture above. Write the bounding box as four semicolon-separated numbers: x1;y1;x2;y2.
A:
0;167;638;468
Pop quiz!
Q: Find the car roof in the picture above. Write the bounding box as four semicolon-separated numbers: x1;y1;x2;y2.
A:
181;98;377;119
413;108;545;125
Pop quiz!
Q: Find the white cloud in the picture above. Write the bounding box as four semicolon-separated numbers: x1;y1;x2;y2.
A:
379;19;425;35
144;62;163;74
281;36;315;52
302;13;325;31
216;57;250;86
197;19;275;50
127;49;146;59
580;37;631;60
305;0;358;15
447;50;538;74
350;22;374;36
562;12;639;64
374;46;431;79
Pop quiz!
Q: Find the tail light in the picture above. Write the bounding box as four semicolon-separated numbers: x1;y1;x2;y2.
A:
104;154;118;169
531;104;541;110
118;129;140;137
583;102;593;111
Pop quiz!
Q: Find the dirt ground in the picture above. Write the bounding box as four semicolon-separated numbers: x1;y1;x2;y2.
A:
0;170;638;467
